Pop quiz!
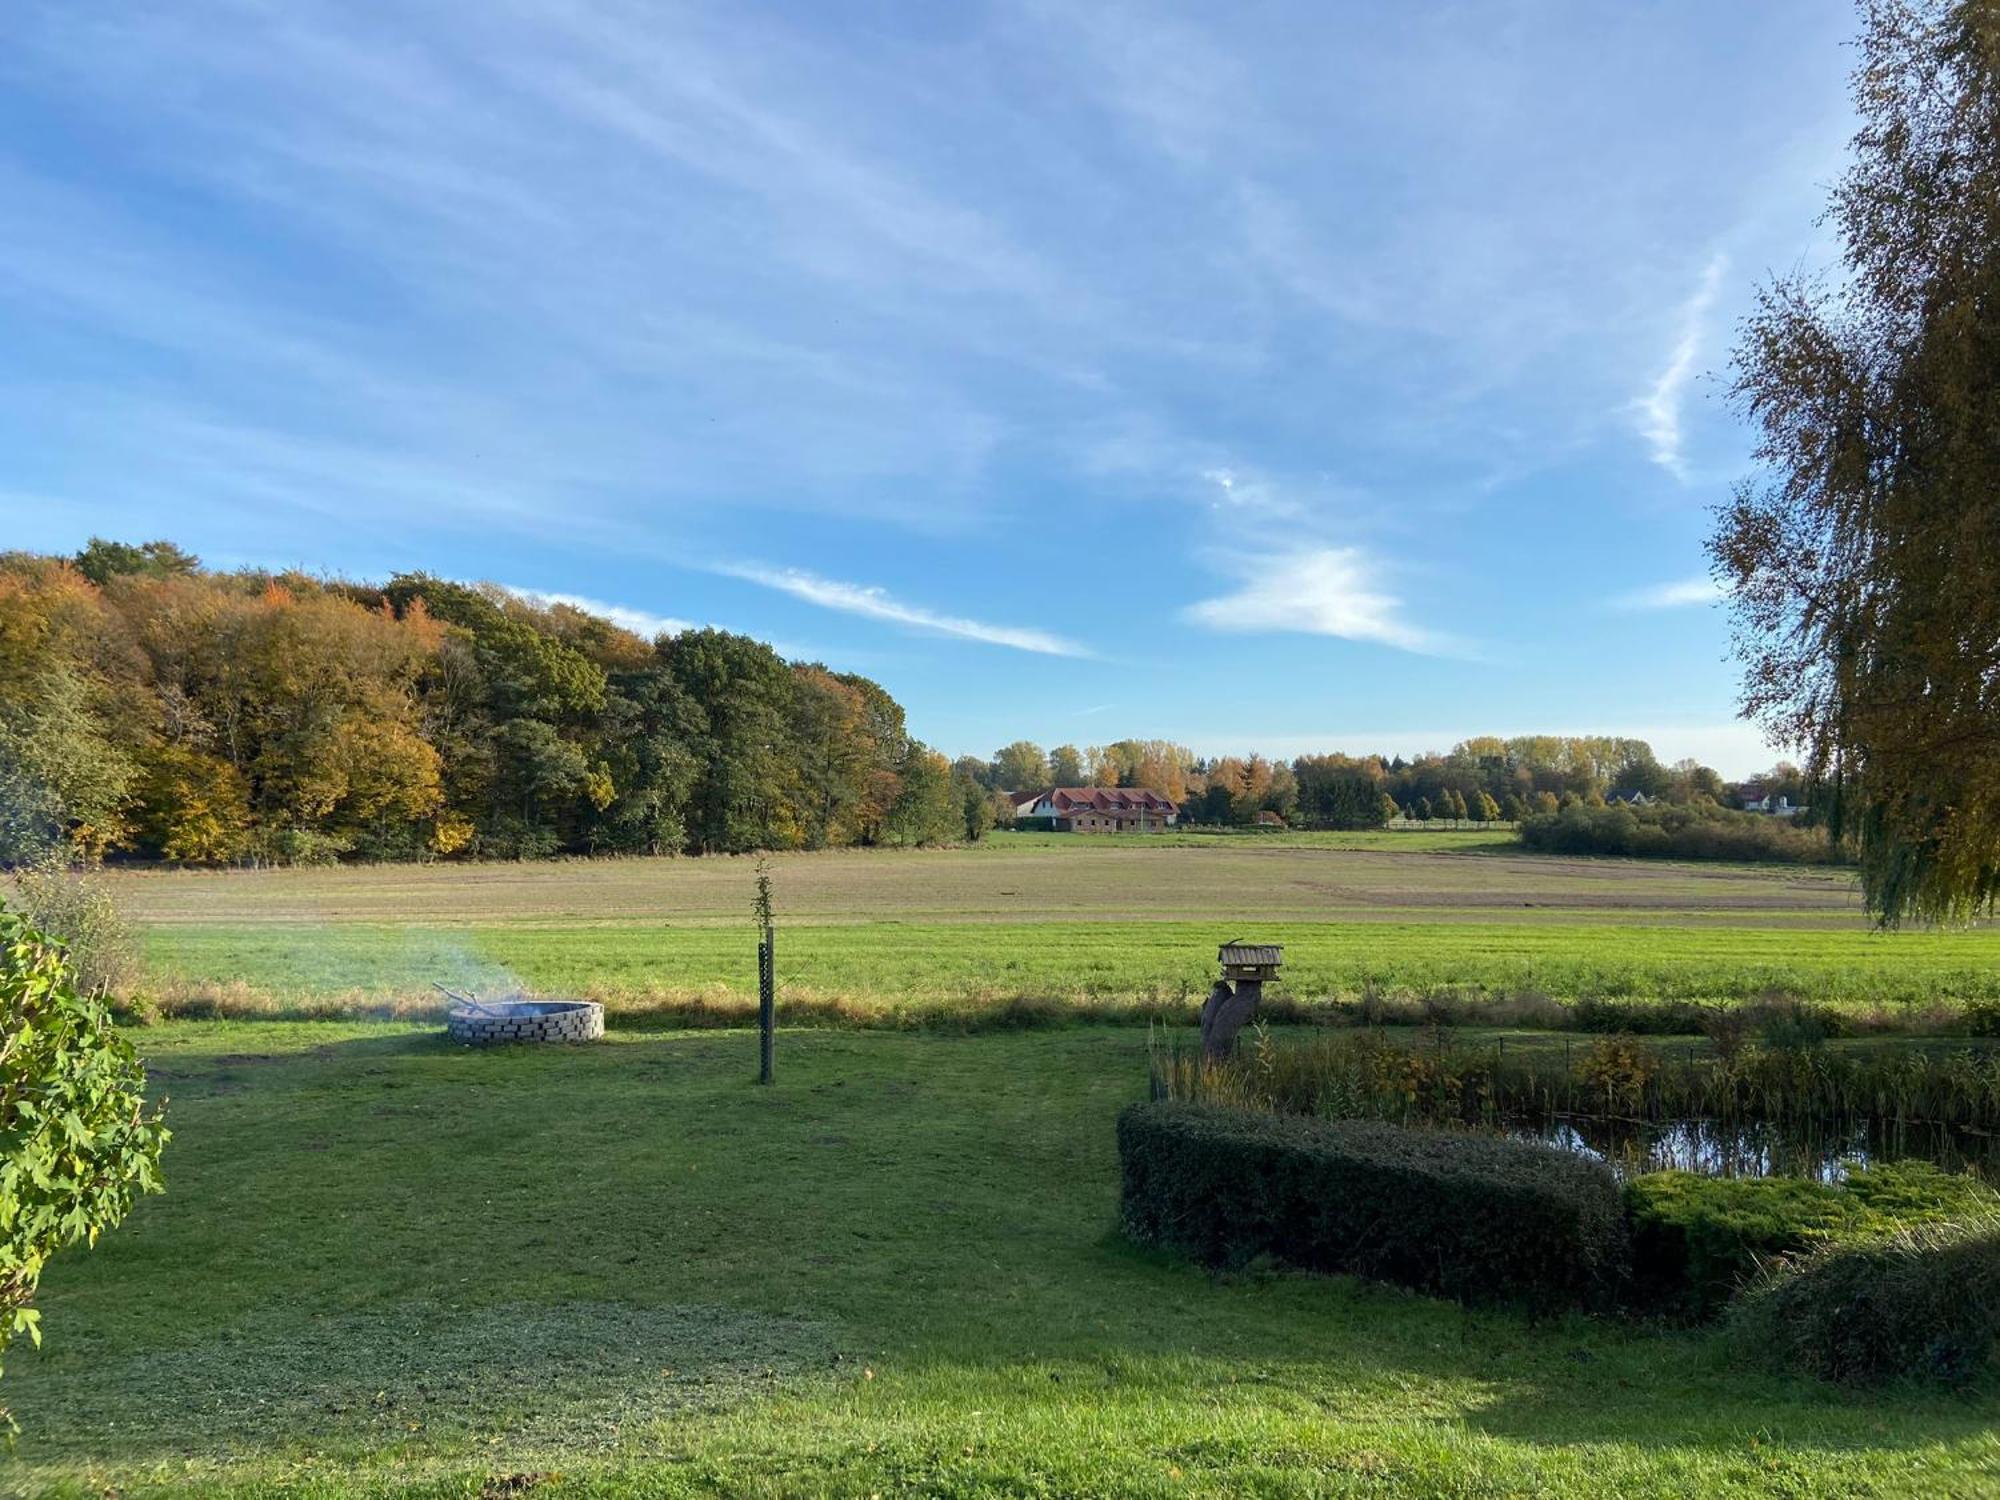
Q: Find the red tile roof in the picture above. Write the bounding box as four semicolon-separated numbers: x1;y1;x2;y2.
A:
1048;787;1176;813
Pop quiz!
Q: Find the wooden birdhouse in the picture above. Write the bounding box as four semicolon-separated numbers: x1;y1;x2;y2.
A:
1203;942;1283;1060
1217;942;1283;984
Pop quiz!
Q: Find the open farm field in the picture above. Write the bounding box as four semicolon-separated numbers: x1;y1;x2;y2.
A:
10;1022;1998;1498
113;835;2000;1021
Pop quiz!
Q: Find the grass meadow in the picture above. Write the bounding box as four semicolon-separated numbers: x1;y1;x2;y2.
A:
14;833;2000;1496
117;831;1999;1021
12;1024;2000;1497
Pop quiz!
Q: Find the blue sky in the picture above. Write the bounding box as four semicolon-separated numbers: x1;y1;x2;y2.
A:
0;1;1854;775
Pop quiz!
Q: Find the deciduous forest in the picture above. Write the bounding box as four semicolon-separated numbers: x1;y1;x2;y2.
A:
0;541;968;863
2;540;1796;865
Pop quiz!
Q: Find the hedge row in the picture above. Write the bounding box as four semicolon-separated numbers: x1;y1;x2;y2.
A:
1116;1101;1628;1311
1627;1163;2000;1321
1121;1101;2000;1383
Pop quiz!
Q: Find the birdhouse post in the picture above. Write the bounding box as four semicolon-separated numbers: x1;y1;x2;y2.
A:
1201;942;1282;1060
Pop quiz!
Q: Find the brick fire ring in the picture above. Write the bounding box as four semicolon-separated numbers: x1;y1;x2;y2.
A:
447;999;604;1046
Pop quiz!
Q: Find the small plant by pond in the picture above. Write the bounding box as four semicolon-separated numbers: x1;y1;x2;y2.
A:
1148;1022;2000;1177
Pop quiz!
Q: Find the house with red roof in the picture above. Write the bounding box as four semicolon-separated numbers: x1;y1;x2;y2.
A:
1011;786;1178;832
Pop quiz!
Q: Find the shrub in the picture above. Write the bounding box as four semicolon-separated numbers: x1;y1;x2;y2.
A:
1518;802;1838;864
1627;1173;1850;1320
1117;1101;1627;1310
0;904;169;1434
1626;1163;1999;1321
5;857;138;1005
1726;1212;2000;1384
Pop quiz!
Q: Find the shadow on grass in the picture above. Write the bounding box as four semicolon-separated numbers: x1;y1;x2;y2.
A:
12;1300;840;1467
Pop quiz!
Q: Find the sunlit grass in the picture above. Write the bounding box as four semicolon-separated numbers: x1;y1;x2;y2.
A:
138;916;2000;1020
9;1023;1997;1496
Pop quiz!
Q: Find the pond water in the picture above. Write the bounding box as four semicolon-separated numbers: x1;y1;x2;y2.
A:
1514;1114;2000;1181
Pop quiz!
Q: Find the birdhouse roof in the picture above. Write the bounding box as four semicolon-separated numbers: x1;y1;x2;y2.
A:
1218;942;1283;967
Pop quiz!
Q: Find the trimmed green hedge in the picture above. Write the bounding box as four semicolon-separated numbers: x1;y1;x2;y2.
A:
1727;1214;2000;1384
1627;1163;2000;1321
1117;1102;1627;1309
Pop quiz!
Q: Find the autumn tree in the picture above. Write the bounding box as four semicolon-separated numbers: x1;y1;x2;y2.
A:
991;740;1050;792
790;668;876;848
1713;0;2000;922
0;559;141;861
884;745;959;846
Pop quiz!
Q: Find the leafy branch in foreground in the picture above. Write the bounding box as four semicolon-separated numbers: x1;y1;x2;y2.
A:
0;904;168;1437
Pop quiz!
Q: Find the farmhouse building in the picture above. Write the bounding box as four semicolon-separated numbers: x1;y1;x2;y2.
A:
1740;791;1804;818
1012;787;1179;832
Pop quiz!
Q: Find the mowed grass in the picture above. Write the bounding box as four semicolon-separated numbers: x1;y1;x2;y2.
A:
142;918;2000;1018
10;1022;1999;1497
110;834;2000;1019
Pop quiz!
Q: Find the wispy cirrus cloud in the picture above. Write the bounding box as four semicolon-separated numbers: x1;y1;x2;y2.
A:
718;563;1090;657
1635;253;1729;479
1184;548;1449;656
1611;575;1722;611
504;586;692;640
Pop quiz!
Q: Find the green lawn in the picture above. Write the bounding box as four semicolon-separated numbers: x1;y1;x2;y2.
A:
11;1022;1997;1497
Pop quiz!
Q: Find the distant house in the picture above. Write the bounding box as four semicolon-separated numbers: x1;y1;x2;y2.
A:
1739;790;1804;818
1012;787;1178;832
1606;790;1653;807
1253;810;1287;828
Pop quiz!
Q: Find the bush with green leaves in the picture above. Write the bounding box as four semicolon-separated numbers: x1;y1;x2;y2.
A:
1518;801;1836;864
1117;1101;1627;1310
0;904;168;1432
1727;1212;2000;1385
1626;1163;1999;1321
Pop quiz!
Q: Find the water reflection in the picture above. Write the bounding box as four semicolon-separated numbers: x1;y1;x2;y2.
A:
1512;1114;1999;1181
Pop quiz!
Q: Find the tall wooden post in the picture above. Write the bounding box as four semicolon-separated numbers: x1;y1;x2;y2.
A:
758;923;775;1085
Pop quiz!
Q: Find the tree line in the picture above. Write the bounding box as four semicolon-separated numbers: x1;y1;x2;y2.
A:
3;539;1813;866
963;736;1774;830
0;541;977;864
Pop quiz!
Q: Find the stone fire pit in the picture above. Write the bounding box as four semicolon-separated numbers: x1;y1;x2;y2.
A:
446;999;604;1047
